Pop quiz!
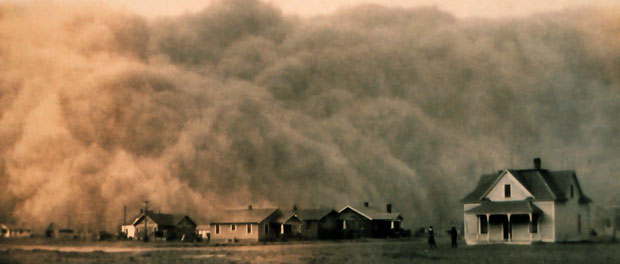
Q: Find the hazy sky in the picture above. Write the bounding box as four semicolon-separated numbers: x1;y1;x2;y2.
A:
1;0;618;230
4;0;618;18
104;0;620;18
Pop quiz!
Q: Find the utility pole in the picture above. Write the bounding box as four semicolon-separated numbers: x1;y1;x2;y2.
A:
144;200;149;242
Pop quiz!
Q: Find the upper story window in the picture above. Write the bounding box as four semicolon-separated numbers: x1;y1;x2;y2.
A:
231;224;236;231
504;184;511;198
247;224;252;234
216;224;220;234
570;185;574;198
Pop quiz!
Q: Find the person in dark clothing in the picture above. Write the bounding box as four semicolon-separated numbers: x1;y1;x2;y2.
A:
446;226;458;248
428;226;437;249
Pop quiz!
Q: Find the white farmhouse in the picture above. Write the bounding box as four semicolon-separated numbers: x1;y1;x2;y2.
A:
463;158;592;244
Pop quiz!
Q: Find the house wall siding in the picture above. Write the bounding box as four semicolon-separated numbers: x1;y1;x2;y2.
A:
533;201;555;242
318;213;339;239
463;203;480;245
338;209;372;238
554;178;590;241
210;223;259;242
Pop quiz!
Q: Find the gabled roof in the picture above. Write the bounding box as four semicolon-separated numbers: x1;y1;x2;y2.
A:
463;168;592;204
294;209;336;221
209;208;279;224
134;213;196;227
338;206;403;221
275;211;303;224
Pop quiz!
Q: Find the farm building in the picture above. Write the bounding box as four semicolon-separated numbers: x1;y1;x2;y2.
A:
275;211;304;240
591;206;620;240
209;206;281;243
196;225;210;241
9;227;32;238
120;212;142;240
337;203;403;238
121;224;136;239
274;208;340;240
0;224;32;238
134;212;197;242
46;223;75;239
1;224;9;238
463;158;592;244
294;209;339;240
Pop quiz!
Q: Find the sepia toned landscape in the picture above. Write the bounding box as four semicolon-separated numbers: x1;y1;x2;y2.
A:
2;237;619;264
0;0;619;263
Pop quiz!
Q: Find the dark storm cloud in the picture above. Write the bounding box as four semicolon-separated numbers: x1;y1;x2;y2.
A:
0;0;618;230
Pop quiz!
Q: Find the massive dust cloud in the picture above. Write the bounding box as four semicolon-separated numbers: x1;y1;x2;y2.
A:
0;0;618;231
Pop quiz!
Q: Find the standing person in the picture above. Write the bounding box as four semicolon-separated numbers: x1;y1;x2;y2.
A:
447;226;458;248
428;226;437;249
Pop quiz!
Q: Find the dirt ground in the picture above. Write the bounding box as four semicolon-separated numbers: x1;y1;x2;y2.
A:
1;237;619;264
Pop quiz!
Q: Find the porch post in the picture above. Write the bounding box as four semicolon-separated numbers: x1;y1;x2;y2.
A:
507;213;511;242
529;213;533;242
478;215;482;241
486;214;490;242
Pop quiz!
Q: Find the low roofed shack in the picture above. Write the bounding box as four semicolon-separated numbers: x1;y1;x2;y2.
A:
134;212;197;242
292;209;339;240
196;225;210;241
338;203;404;238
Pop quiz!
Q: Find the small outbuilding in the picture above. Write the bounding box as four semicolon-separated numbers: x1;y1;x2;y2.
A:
1;224;9;238
293;209;339;240
134;212;197;242
337;203;403;238
196;225;210;241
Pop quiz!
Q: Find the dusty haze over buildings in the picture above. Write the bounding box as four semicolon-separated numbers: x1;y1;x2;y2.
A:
0;0;618;232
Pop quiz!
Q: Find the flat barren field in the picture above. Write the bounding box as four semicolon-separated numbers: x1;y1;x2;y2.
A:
1;237;619;264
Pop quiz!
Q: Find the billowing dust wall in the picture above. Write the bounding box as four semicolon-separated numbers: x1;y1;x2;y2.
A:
0;0;618;231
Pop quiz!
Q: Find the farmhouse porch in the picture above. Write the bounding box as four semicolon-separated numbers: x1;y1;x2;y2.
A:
466;201;542;244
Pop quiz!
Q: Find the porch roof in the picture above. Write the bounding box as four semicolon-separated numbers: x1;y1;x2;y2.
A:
465;201;542;215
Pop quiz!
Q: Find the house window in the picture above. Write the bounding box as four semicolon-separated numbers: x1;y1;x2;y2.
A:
504;184;511;198
216;224;220;234
570;185;574;198
531;215;538;233
231;224;236;231
342;220;347;230
264;224;269;234
577;214;581;233
391;221;394;229
247;224;252;234
478;215;488;234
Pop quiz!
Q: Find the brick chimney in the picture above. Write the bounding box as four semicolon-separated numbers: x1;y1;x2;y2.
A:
364;202;369;208
534;158;541;170
386;204;392;213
